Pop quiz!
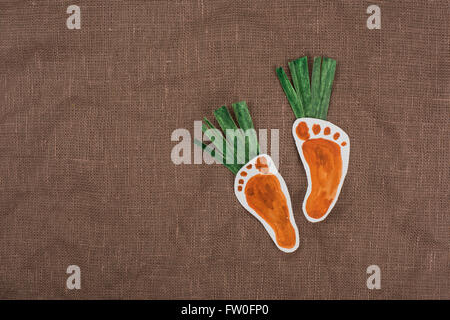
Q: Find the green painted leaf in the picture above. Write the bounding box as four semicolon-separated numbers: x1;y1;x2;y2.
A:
232;101;260;159
317;57;336;120
276;67;305;118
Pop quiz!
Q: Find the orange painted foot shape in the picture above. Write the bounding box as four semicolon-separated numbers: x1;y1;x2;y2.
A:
292;118;350;222
234;155;299;253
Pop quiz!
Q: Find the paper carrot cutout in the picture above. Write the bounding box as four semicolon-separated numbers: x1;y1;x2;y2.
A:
277;56;350;222
195;102;299;252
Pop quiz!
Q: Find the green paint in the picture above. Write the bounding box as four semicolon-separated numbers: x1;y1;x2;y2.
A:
277;56;336;120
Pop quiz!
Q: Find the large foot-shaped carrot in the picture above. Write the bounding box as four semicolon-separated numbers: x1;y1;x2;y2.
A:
234;154;299;253
292;118;350;222
277;55;348;222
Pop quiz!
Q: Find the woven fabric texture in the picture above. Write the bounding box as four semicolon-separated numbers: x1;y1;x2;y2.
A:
0;0;448;299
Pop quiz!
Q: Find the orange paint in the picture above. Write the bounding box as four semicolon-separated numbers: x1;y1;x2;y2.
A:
238;179;244;184
245;174;296;249
240;171;247;177
237;186;242;192
341;142;347;146
296;121;310;140
324;127;331;135
302;138;342;219
255;156;269;174
333;132;340;140
312;124;321;135
246;164;252;169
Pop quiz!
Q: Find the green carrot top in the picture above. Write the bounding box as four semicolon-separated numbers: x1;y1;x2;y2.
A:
194;101;260;175
276;56;336;120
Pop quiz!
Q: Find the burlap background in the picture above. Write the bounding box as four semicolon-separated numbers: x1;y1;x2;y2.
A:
0;0;448;299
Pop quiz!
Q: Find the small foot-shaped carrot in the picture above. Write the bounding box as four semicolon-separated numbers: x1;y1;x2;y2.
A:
292;118;350;222
234;154;299;253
